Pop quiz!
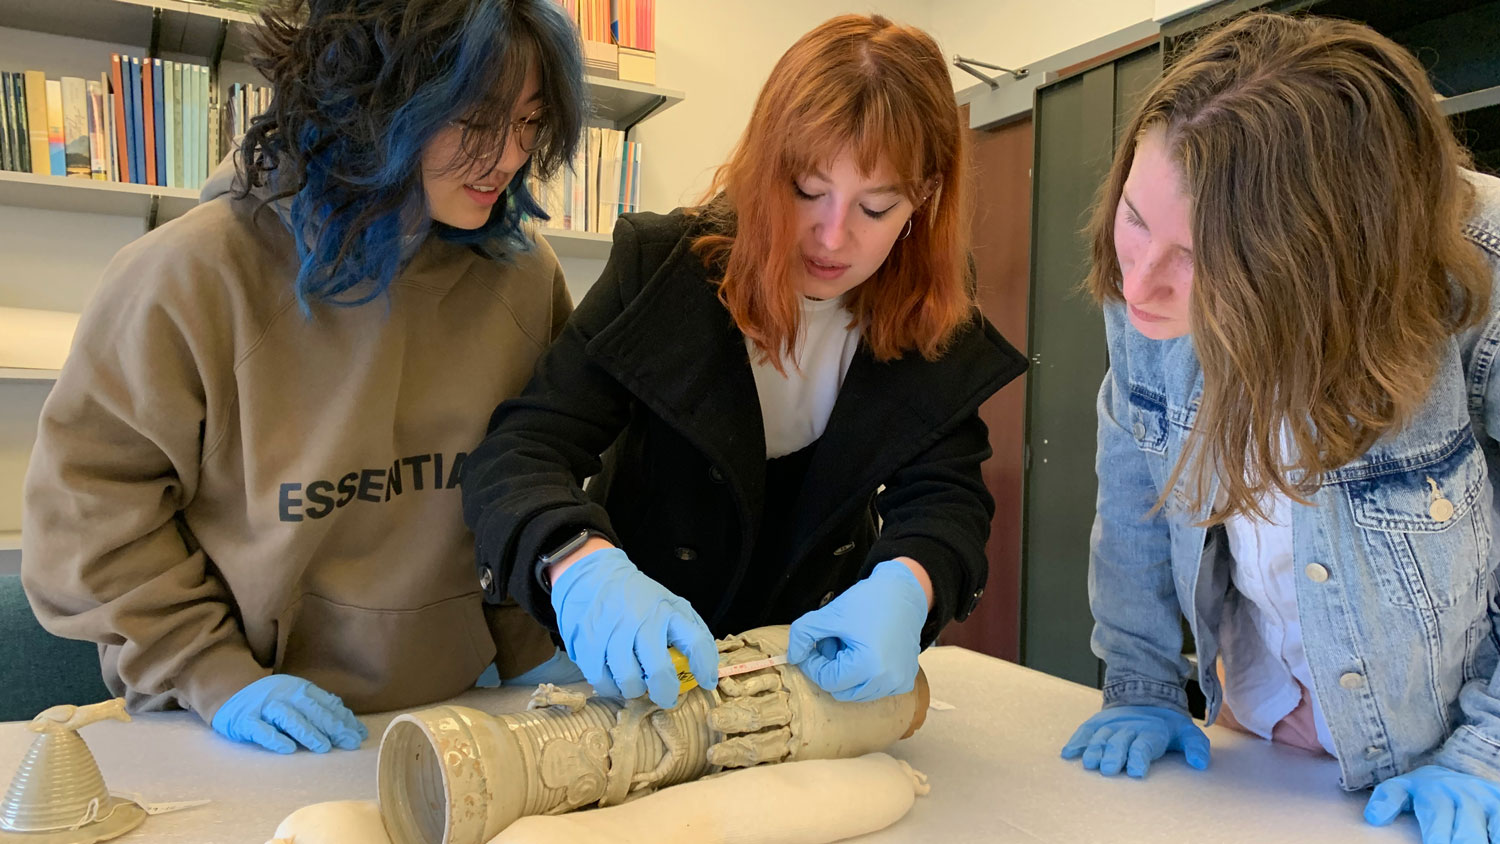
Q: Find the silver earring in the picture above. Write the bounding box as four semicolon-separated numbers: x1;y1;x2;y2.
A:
900;218;913;240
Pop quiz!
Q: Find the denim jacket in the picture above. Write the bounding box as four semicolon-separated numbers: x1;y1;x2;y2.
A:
1090;170;1500;790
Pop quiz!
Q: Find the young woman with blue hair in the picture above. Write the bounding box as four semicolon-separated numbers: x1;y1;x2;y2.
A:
1061;12;1500;843
21;0;586;754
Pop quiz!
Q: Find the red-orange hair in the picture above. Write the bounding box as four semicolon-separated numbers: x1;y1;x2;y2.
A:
693;14;973;369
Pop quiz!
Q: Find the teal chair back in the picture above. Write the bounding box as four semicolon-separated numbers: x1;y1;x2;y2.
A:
0;575;111;722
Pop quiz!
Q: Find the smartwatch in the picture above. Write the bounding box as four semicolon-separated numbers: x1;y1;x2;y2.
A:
536;529;599;591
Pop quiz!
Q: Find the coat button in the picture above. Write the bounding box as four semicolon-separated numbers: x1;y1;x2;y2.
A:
832;542;855;556
709;466;726;483
674;547;697;561
1132;421;1147;440
479;569;493;590
1339;672;1366;690
1304;563;1330;583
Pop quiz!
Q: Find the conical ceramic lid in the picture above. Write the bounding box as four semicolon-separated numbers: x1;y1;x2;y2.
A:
0;728;110;833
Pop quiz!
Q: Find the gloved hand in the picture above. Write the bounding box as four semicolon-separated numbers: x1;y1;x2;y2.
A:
786;559;927;702
550;548;718;709
1365;765;1500;844
1060;705;1211;778
210;674;367;754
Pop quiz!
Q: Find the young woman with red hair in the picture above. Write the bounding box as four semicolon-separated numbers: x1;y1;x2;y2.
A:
461;14;1026;709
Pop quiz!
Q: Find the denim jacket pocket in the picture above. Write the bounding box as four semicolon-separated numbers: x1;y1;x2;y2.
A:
1339;429;1492;610
1126;385;1171;456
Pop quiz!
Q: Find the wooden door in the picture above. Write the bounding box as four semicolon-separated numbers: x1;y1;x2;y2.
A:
936;115;1033;662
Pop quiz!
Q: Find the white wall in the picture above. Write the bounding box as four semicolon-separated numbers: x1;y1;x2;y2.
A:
630;0;932;213
927;0;1154;91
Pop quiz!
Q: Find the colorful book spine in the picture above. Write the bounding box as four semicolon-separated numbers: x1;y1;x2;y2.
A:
186;64;200;188
11;72;29;172
127;57;143;184
102;72;118;182
86;80;107;180
109;56;130;184
24;71;48;175
172;62;183;188
163;60;175;188
141;58;156;186
60;77;90;179
44;79;65;177
152;58;165;185
1;71;16;172
200;64;212;182
198;64;210;184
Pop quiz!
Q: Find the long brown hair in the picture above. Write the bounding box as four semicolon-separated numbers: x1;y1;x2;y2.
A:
693;14;972;370
1087;11;1489;522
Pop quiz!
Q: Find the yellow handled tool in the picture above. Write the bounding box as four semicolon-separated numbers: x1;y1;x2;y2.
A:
669;648;789;694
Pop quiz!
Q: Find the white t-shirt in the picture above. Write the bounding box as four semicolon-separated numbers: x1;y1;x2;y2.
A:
1217;432;1339;757
748;295;861;459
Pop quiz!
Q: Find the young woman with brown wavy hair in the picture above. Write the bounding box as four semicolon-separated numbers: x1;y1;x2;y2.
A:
1060;11;1500;843
462;13;1026;712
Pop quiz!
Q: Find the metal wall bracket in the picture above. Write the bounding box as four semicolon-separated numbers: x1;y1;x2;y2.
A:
953;55;1029;89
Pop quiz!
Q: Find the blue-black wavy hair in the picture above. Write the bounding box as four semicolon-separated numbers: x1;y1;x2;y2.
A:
237;0;586;309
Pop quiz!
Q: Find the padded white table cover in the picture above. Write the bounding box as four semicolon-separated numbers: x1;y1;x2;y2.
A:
0;646;1412;843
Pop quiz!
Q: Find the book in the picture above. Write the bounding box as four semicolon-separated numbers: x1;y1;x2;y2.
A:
152;59;165;185
127;57;143;184
202;65;216;182
141;59;156;185
173;62;185;189
86;80;107;180
1;72;16;172
60;77;91;179
44;79;65;177
192;64;206;187
163;60;175;188
24;71;48;175
110;56;130;184
618;47;655;84
102;72;118;182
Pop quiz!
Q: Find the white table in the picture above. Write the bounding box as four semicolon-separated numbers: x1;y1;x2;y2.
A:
0;647;1416;843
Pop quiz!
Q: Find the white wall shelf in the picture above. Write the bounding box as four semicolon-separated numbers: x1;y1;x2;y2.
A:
0;531;19;552
538;227;613;260
0;368;61;383
0;0;258;61
588;76;685;130
0;306;78;377
0;170;199;223
1440;85;1500;117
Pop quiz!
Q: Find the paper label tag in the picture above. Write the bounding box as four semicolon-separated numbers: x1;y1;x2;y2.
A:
718;653;788;679
113;792;210;816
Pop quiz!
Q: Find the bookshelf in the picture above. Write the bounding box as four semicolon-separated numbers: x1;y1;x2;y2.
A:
0;170;198;223
0;0;258;62
589;76;684;131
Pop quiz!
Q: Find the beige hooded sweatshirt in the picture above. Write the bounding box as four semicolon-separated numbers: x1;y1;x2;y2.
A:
22;161;567;719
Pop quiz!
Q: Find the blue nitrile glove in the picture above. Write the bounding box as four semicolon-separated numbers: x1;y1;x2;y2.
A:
549;548;718;709
786;559;927;703
1365;765;1500;844
1060;705;1211;777
503;648;587;687
210;674;367;754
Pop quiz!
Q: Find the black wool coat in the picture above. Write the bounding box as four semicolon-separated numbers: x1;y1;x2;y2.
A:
462;209;1028;644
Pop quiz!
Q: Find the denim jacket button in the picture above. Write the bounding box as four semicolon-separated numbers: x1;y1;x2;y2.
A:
1132;421;1147;440
1304;563;1330;583
1339;672;1366;690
